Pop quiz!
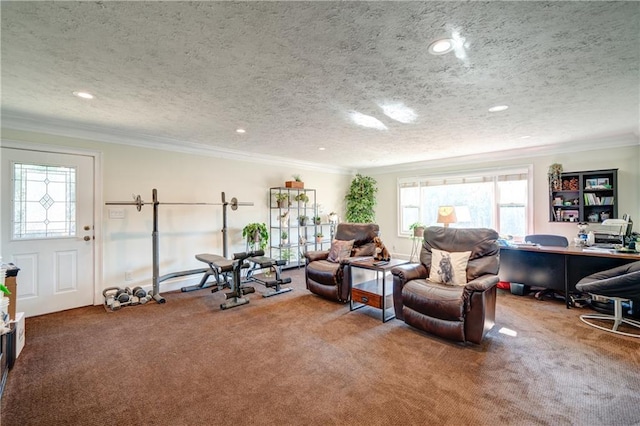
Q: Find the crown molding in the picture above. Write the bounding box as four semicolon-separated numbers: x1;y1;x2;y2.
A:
358;133;640;175
1;112;355;175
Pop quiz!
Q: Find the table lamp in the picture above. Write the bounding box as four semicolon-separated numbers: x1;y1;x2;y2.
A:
437;206;457;228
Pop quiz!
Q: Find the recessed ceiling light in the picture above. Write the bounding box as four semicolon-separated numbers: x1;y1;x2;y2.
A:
379;102;417;124
349;111;388;130
236;128;246;134
520;135;531;139
488;105;509;112
318;147;326;151
73;91;94;99
428;38;454;55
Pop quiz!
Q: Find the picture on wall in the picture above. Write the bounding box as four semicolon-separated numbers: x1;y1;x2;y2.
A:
585;178;598;189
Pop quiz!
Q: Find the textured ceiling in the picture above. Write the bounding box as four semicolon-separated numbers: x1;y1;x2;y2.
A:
2;1;639;170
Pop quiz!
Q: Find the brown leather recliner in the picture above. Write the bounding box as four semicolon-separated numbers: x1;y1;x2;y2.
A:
391;227;500;344
304;223;379;302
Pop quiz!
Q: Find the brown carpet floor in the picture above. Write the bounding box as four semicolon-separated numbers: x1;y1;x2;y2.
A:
1;268;639;426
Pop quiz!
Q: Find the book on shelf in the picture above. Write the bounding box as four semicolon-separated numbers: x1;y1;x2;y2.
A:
583;193;614;206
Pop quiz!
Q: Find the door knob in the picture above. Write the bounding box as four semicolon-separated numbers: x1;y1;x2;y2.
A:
84;236;91;241
84;225;91;231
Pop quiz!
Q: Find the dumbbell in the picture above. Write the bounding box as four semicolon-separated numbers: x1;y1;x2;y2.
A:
138;294;152;304
110;300;122;311
132;286;147;298
116;288;130;304
103;287;121;310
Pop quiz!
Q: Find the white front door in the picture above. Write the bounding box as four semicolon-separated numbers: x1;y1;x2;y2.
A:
1;147;95;317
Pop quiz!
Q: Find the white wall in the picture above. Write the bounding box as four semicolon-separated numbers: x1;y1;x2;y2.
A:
2;127;638;301
366;142;640;258
1;128;352;297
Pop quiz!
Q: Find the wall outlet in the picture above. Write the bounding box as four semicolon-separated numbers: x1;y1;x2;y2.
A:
125;271;133;281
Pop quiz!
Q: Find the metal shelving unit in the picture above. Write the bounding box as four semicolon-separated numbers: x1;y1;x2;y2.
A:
269;187;334;268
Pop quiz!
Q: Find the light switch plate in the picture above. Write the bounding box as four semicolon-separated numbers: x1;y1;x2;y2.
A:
108;208;125;219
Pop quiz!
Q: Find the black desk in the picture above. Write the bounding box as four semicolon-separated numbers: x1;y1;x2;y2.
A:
499;245;640;308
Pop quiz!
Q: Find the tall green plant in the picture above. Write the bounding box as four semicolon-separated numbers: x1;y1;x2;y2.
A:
345;174;378;223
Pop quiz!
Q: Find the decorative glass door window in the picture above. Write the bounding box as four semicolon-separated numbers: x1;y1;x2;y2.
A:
12;162;77;239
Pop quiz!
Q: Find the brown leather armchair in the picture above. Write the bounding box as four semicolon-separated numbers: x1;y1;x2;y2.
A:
304;223;379;302
391;227;500;344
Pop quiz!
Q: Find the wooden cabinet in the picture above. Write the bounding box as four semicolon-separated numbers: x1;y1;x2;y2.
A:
549;169;618;223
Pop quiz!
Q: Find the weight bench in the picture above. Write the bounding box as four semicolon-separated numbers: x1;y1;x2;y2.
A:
185;252;291;309
187;251;272;310
181;253;237;293
245;255;292;297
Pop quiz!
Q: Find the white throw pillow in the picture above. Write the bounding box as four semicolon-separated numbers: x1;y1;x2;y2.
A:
429;249;471;286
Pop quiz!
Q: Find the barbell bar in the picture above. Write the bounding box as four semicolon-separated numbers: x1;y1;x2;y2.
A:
106;191;253;211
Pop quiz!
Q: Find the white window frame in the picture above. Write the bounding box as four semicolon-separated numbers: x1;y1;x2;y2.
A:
397;165;534;238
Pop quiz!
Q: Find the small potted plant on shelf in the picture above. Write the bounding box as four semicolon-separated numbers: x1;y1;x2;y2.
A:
294;192;309;204
280;230;289;246
274;193;290;208
409;222;425;238
242;222;269;251
313;216;322;225
280;248;294;264
315;232;324;243
298;215;309;226
285;174;304;189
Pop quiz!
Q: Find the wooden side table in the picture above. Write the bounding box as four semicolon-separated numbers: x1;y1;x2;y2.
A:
349;258;409;322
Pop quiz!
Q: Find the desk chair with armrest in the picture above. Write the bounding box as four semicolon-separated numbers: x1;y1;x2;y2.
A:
523;234;569;301
576;261;640;338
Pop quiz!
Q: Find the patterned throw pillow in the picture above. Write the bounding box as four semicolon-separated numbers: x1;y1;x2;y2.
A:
428;249;471;286
327;239;355;263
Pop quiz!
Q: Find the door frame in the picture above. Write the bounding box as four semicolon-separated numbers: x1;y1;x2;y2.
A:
0;139;104;306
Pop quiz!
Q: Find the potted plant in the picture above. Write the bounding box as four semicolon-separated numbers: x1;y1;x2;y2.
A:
315;232;324;243
274;193;290;208
313;216;322;225
409;222;425;238
242;222;269;251
285;174;304;189
280;248;294;264
345;174;378;223
298;215;309;226
0;284;10;297
280;230;289;246
294;192;309;204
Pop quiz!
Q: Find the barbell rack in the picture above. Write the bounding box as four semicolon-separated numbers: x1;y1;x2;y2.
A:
106;188;253;303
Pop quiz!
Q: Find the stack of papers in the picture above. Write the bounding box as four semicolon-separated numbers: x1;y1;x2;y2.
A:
582;247;615;253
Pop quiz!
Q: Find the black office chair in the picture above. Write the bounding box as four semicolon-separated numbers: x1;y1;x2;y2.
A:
523;234;569;301
576;261;640;338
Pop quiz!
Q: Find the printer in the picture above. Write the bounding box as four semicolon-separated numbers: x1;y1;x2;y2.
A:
594;218;631;246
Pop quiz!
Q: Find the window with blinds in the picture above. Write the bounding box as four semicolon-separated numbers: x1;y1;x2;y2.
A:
398;167;532;238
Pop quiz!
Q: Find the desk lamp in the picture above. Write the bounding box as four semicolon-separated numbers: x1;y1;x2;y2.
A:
437;206;457;228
